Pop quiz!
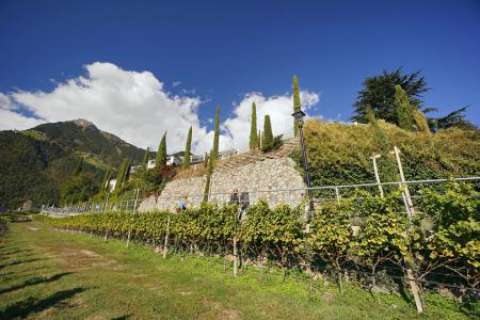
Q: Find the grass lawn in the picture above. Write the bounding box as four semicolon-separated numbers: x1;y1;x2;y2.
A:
0;220;474;319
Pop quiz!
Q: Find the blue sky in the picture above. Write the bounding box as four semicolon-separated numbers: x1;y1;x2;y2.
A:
0;0;479;151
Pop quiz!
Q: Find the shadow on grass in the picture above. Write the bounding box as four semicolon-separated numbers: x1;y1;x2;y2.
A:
0;287;89;319
111;315;132;320
0;258;50;270
0;272;74;295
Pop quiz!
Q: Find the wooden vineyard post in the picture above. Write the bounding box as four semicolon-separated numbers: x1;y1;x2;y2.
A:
392;146;424;314
162;215;171;259
370;154;384;198
233;235;238;277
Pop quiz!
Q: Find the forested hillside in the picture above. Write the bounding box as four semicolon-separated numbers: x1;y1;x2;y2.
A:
0;119;149;209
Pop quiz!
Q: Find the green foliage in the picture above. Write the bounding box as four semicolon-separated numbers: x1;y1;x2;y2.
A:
0;120;148;209
262;115;274;152
142;147;150;169
295;119;480;188
394;85;415;131
60;173;99;205
203;152;209;168
352;69;475;131
413;109;432;135
114;159;130;193
431;107;477;131
203;150;214;202
73;158;83;175
353;68;427;124
183;126;192;168
293;75;302;137
249;102;258;150
43;181;480;298
212;106;220;163
257;130;262;150
156;132;167;168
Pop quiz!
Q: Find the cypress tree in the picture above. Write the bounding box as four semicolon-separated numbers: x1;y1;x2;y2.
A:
394;85;415;130
114;159;129;192
156;132;167;168
203;150;214;203
203;152;209;168
183;126;192;168
249;102;258;150
262;115;274;152
293;75;302;137
73;158;83;176
257;130;262;150
101;168;112;191
142;147;150;169
212;106;220;162
413;109;431;135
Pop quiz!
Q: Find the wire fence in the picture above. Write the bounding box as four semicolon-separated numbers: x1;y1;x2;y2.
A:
42;176;480;217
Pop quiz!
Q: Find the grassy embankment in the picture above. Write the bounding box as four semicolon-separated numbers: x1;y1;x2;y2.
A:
0;220;473;319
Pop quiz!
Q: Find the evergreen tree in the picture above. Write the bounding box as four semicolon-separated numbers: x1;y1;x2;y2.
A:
262;115;274;152
366;105;377;126
114;159;129;192
212;106;220;162
353;69;428;124
249;102;257;150
73;158;83;176
203;150;214;203
156;132;167;168
257;130;262;150
394;85;415;130
203;152;209;168
142;147;150;169
101;168;112;191
413;109;432;135
293;75;302;137
183;126;192;168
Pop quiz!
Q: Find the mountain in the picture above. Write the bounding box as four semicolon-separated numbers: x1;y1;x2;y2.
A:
0;119;150;209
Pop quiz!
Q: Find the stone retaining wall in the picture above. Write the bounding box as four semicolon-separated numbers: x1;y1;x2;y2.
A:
138;157;306;212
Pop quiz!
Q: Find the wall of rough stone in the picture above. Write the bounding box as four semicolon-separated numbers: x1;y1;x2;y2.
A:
138;157;306;212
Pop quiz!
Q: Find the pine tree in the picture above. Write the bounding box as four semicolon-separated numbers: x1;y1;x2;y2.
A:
249;102;257;150
293;75;302;137
394;85;415;130
183;126;192;168
156;132;167;168
142;147;150;169
262;115;274;152
212;106;220;162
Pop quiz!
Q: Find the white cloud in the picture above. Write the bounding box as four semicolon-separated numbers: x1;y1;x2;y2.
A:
1;62;320;154
223;91;319;151
0;93;44;130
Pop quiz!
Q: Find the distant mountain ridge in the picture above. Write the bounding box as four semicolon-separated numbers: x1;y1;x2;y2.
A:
0;119;150;209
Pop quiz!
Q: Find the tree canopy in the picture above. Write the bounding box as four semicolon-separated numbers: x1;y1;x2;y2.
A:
353;68;475;131
353;68;427;125
156;132;167;168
